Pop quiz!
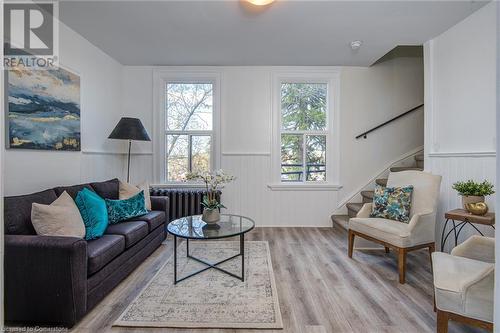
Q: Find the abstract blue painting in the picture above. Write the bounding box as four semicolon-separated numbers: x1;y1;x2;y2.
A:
7;66;81;151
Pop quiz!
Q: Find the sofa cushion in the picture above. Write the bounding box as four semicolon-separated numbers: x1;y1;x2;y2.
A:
105;221;149;248
349;217;412;248
31;191;85;238
91;179;119;200
75;188;109;240
128;211;165;231
370;184;414;223
119;181;152;210
87;234;125;275
54;184;94;199
105;191;148;224
4;189;58;235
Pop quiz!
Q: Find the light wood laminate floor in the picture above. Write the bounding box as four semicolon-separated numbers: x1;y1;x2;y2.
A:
68;226;485;332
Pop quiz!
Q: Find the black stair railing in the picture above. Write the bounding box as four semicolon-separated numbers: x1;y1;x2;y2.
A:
355;104;424;139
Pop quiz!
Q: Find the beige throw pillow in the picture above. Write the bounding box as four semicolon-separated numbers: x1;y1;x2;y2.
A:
119;180;151;211
31;191;85;238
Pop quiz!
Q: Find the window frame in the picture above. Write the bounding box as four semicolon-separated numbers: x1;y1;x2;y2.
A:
153;69;221;185
269;70;341;190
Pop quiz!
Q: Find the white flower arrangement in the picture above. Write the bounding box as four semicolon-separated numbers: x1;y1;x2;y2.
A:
185;169;236;210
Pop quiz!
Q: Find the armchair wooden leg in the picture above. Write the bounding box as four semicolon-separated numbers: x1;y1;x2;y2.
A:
348;230;355;258
429;243;435;274
428;243;435;261
384;246;390;253
433;293;437;312
398;248;407;284
436;310;449;333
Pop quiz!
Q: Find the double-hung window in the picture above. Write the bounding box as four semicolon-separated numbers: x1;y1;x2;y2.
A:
158;73;220;183
271;72;340;188
280;82;328;182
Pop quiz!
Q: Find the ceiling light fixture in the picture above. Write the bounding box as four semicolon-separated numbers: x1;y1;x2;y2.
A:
350;40;363;50
246;0;275;6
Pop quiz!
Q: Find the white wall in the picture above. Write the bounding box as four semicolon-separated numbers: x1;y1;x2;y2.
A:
424;2;497;250
339;56;424;204
122;57;424;226
3;23;128;196
2;27;424;227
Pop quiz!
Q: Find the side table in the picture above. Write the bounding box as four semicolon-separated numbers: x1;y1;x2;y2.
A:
440;209;495;251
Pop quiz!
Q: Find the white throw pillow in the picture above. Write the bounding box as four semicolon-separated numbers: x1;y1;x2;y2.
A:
119;180;152;211
31;191;85;238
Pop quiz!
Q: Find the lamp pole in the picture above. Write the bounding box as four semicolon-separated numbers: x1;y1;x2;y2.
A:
127;139;132;183
108;117;150;184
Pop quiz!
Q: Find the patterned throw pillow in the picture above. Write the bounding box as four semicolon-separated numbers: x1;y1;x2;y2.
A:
370;185;414;223
75;188;109;240
119;180;151;210
105;191;148;225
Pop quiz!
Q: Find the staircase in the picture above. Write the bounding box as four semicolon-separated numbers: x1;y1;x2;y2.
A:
331;153;424;229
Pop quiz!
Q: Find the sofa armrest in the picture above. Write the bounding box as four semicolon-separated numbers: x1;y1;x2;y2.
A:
151;195;169;215
451;235;495;263
5;234;87;327
432;252;494;293
405;212;436;244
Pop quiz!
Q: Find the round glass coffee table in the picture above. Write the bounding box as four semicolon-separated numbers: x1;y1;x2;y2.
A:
167;214;255;284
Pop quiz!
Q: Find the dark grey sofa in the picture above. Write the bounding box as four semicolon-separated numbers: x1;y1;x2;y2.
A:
3;178;168;327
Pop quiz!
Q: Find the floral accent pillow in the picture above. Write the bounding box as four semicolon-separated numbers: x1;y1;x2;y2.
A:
105;191;148;224
370;185;414;223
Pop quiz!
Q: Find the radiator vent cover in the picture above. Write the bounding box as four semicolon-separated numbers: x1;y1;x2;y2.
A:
151;188;221;222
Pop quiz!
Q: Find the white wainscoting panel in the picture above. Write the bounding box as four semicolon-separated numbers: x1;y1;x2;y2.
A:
427;155;496;252
221;154;338;227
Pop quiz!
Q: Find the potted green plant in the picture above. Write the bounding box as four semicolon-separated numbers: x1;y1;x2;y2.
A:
452;180;495;209
185;170;236;224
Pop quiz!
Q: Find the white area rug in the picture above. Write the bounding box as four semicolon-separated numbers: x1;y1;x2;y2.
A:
114;241;283;329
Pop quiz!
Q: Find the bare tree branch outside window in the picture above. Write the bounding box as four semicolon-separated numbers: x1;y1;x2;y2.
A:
166;83;213;181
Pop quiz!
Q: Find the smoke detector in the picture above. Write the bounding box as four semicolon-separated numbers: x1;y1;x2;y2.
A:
350;40;363;50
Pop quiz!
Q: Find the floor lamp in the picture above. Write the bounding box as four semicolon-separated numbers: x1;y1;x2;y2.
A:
108;117;151;183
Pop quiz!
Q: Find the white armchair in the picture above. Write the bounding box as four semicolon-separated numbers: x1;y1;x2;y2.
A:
348;170;442;283
432;236;494;332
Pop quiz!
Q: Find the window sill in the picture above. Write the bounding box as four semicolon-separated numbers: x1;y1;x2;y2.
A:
267;183;342;191
150;183;207;188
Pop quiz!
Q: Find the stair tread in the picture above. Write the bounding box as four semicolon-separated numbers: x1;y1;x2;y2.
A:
346;202;364;211
331;214;349;229
375;178;388;186
361;190;374;198
346;202;364;218
390;166;423;172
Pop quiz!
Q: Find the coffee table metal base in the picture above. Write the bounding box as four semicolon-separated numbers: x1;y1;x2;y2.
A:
173;234;245;284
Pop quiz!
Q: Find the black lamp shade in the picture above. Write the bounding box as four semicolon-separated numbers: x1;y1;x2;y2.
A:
108;117;151;141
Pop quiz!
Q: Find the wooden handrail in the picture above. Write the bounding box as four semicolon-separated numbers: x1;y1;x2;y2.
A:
355;104;424;139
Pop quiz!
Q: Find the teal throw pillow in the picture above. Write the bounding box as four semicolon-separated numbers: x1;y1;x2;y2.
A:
75;188;109;240
105;191;148;225
370;185;414;223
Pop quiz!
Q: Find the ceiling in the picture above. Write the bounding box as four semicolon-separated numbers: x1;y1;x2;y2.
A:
59;0;488;66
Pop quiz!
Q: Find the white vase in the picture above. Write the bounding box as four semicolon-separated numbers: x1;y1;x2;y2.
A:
202;208;220;224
